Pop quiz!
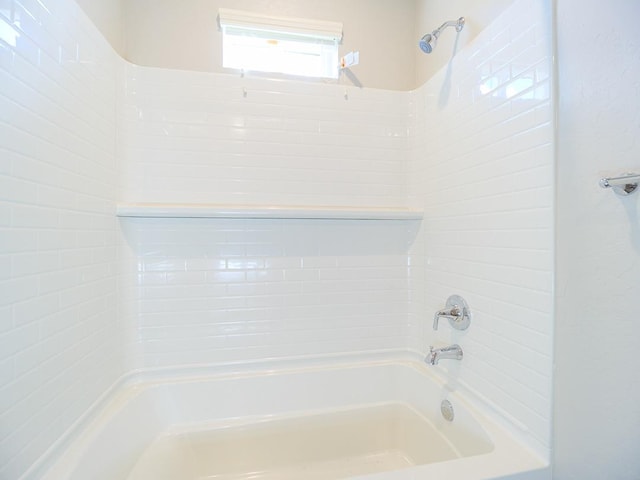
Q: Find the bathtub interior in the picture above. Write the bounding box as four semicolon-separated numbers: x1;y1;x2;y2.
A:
41;359;544;480
127;402;490;480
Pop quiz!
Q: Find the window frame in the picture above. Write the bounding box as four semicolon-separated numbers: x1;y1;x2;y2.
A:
218;9;343;80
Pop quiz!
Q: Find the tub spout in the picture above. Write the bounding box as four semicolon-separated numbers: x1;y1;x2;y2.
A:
426;344;463;365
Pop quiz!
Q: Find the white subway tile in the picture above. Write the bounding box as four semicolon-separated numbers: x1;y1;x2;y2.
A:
2;0;120;475
0;174;39;205
410;0;553;453
0;321;40;362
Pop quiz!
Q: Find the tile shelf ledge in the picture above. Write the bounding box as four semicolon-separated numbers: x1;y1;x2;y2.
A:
116;203;423;220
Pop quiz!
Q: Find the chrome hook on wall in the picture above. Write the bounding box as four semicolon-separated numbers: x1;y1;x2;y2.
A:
599;173;640;196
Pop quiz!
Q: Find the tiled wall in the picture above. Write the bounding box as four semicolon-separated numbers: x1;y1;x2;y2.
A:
120;218;419;369
118;66;420;371
408;0;554;456
0;0;122;478
120;65;410;207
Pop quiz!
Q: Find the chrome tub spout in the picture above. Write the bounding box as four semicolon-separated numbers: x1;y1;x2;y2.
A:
426;344;463;365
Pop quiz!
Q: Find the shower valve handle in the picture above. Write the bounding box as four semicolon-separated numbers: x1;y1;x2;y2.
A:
433;306;462;330
432;295;471;331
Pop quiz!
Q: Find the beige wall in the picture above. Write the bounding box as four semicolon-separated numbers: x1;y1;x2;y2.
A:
122;0;418;91
76;0;515;91
74;0;125;55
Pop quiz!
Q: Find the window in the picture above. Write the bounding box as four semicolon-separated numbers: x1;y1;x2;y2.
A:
218;9;343;79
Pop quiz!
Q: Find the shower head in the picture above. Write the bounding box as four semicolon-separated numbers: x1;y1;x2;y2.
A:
419;33;437;54
418;17;465;54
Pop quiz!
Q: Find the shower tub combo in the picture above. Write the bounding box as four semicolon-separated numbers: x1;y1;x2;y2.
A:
33;9;553;480
39;353;549;480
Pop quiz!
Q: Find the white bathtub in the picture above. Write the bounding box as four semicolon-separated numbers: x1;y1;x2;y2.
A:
39;354;550;480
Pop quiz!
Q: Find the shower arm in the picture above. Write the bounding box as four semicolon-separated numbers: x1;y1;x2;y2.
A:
433;17;465;37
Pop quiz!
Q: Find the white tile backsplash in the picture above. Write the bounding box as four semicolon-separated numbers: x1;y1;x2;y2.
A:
3;0;554;476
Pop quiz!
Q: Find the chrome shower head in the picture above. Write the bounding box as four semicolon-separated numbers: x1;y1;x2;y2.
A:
418;17;465;54
419;33;437;54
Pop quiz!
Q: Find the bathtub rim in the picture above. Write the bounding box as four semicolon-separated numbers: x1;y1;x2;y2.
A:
22;348;549;480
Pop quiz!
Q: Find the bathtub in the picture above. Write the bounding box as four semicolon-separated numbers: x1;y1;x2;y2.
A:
38;353;550;480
